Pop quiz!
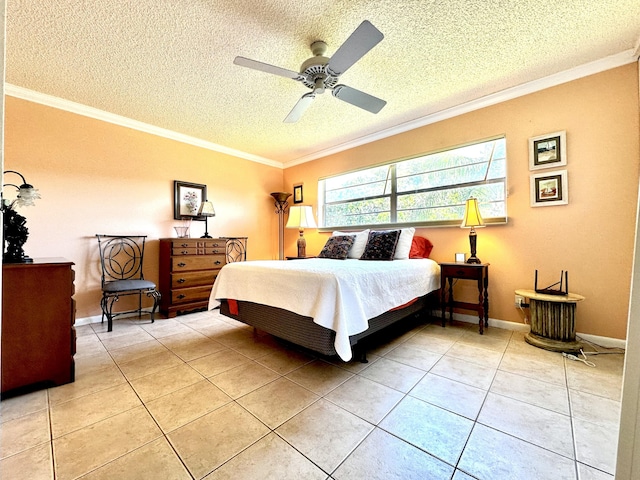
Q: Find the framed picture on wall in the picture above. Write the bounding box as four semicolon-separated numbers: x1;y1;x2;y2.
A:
529;131;567;170
174;181;207;220
530;169;568;207
293;184;303;204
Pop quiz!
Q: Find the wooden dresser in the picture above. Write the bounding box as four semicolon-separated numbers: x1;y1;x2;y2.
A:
1;258;76;395
159;238;229;318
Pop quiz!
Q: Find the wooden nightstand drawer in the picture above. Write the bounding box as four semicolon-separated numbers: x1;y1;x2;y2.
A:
440;264;483;280
171;271;219;288
171;255;225;271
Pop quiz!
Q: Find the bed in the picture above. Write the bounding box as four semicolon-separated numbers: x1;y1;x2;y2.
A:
207;231;440;361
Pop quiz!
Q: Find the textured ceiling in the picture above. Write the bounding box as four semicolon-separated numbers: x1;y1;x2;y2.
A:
6;1;640;166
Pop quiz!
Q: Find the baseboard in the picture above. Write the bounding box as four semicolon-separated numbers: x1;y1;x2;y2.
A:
445;312;530;332
576;332;626;350
437;312;626;350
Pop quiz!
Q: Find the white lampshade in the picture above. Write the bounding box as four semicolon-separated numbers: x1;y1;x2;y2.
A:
198;200;216;217
461;198;485;228
286;205;317;229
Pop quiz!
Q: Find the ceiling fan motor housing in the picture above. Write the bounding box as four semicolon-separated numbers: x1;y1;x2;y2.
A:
299;41;338;91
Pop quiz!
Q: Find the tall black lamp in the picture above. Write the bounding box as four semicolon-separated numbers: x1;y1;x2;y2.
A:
198;200;216;238
2;170;41;263
461;197;484;264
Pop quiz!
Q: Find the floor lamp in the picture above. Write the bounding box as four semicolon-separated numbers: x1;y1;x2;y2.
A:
271;192;292;260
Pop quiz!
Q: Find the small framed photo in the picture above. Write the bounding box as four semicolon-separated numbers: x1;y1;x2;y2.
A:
529;131;566;170
293;184;303;204
455;253;466;263
530;169;568;207
174;181;207;220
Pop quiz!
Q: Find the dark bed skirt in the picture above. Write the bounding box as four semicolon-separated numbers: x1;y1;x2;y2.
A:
218;290;439;358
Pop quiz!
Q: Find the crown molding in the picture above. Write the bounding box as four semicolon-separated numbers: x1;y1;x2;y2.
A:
5;48;636;171
4;84;283;169
283;48;637;168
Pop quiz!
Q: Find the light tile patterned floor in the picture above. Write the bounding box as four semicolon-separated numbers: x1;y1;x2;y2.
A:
0;310;624;479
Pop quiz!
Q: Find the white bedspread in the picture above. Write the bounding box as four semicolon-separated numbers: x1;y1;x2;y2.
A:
208;258;441;361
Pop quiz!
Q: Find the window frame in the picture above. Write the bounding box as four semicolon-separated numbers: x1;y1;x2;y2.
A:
317;135;508;232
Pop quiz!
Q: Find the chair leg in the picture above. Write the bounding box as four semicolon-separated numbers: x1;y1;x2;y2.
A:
102;295;118;332
148;290;161;324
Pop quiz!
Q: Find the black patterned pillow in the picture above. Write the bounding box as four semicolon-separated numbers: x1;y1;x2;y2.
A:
318;235;356;260
360;230;401;261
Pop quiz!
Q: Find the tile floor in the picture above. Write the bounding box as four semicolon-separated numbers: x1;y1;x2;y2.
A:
0;310;624;480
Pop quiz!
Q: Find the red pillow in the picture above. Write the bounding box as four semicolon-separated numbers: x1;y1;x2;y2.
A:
409;236;433;258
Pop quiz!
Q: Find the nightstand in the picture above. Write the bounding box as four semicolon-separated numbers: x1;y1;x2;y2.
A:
440;262;489;334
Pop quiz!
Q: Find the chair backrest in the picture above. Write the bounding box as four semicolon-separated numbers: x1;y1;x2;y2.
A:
96;235;148;287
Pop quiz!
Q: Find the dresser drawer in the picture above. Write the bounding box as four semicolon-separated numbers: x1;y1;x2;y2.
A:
171;270;219;289
171;239;226;248
171;255;225;271
172;247;227;256
172;285;213;304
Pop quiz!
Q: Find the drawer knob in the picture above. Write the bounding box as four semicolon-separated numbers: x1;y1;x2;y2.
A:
181;243;189;247
177;262;186;267
456;270;465;275
177;294;186;299
181;250;189;255
177;278;186;283
212;243;220;247
215;260;221;265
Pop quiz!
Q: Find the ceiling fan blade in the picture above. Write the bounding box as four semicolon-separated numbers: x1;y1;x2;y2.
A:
284;93;316;123
234;56;303;80
332;85;386;114
325;20;384;77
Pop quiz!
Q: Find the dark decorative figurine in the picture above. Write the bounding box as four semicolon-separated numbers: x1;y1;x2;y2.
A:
2;170;40;263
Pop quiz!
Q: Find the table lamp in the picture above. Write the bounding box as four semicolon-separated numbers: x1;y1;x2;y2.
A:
286;205;317;258
197;200;216;238
461;197;484;264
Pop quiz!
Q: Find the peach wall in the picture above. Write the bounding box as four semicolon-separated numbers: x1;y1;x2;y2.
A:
3;97;284;319
284;64;640;340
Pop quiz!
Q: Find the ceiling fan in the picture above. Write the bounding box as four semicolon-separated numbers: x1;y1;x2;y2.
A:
233;20;386;123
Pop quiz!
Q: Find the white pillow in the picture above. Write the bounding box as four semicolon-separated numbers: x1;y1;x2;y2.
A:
332;229;370;259
394;227;416;259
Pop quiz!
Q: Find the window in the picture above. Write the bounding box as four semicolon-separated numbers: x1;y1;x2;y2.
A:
318;136;507;229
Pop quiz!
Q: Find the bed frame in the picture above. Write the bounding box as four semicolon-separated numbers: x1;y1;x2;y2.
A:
218;290;440;361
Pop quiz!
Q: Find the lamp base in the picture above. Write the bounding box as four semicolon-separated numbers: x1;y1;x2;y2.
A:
200;217;212;238
467;229;481;264
297;233;307;258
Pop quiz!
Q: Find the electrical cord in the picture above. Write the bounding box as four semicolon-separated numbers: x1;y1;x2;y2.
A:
562;350;596;367
576;336;625;355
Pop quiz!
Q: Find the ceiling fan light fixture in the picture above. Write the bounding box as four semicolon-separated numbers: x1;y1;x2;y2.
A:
314;77;325;94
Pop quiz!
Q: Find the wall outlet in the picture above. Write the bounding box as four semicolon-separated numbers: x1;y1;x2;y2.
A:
515;294;525;307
